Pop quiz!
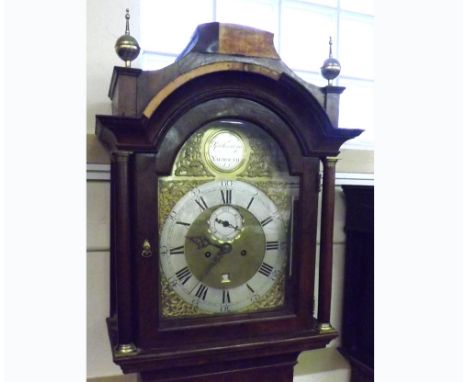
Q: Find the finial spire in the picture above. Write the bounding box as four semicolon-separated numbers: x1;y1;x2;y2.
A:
125;9;130;35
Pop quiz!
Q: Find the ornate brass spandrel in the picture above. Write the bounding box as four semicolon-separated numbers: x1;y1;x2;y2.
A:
239;135;289;178
158;178;208;233
242;272;285;312
160;271;201;317
247;179;299;221
174;131;213;177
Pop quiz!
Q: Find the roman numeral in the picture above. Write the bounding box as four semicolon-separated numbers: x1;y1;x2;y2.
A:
222;289;231;304
194;196;208;211
260;216;273;227
221;189;232;205
246;197;255;210
176;221;190;227
175;266;191;285
258;262;274;277
266;241;279;250
169;245;184;255
246;284;255;294
195;284;208;300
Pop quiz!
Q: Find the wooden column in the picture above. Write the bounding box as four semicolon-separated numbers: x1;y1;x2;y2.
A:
112;151;137;355
317;157;338;332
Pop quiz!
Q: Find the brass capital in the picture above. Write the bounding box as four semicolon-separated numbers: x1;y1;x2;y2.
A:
115;343;138;356
316;322;336;333
322;157;339;167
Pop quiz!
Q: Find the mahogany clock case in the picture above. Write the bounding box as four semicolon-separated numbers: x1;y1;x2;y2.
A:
96;22;362;377
107;76;324;347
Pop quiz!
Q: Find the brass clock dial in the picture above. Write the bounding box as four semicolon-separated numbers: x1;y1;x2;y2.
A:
160;180;287;314
158;119;299;318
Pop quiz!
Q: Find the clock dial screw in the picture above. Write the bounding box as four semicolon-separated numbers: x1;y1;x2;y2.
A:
241;249;247;256
205;251;212;258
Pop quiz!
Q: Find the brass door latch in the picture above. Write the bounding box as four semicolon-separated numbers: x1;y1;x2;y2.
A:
141;239;152;257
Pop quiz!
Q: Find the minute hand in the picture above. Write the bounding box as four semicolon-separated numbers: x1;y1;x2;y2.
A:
198;243;232;283
215;218;239;231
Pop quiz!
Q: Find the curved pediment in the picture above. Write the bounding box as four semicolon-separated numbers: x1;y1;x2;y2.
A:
97;22;361;156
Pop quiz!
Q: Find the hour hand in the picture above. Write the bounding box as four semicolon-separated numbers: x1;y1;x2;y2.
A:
187;236;222;250
188;236;211;249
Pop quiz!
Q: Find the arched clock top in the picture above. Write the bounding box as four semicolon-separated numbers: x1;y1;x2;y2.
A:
96;22;362;156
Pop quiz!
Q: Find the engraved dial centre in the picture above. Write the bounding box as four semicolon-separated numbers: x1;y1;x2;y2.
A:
185;205;265;289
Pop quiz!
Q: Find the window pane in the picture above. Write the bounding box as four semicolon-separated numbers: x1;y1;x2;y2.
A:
294;70;328;87
140;0;213;54
216;0;279;38
338;13;374;78
340;0;374;15
142;52;176;70
338;78;374;144
280;1;337;72
296;0;337;7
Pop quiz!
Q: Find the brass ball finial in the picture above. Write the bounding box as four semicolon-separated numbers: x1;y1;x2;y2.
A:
114;8;140;68
320;37;341;85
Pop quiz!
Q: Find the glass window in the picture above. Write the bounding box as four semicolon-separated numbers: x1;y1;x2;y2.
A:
216;0;279;38
280;1;337;71
340;0;374;15
142;52;177;71
338;78;374;146
140;0;213;54
339;13;374;78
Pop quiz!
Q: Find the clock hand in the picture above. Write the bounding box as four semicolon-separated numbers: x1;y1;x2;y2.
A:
198;243;232;283
187;236;210;249
188;235;223;250
214;218;239;231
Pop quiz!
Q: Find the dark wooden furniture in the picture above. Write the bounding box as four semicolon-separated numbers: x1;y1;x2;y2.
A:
96;22;362;382
339;186;374;382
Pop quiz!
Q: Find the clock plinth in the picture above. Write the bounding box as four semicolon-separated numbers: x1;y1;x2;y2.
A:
96;21;361;382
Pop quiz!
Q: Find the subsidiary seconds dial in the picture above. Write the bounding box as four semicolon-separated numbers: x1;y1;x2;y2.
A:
208;205;244;242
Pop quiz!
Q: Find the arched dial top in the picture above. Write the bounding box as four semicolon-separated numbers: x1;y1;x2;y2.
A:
159;180;287;314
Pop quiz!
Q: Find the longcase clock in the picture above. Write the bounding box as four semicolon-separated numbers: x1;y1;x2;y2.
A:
96;22;362;382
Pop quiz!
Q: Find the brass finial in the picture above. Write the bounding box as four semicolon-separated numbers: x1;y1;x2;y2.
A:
320;37;341;85
114;9;140;68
